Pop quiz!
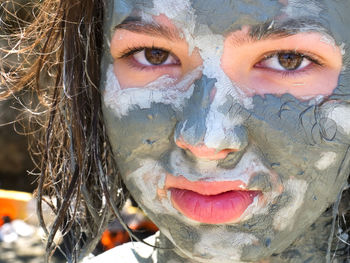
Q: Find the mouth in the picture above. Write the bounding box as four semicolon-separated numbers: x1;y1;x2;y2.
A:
165;175;262;224
170;188;260;224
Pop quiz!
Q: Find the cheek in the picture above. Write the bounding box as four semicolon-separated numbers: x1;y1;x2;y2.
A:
273;179;308;232
239;68;340;99
104;64;199;118
113;61;182;88
314;152;337;171
124;160;169;214
222;58;341;100
317;101;350;143
325;104;350;136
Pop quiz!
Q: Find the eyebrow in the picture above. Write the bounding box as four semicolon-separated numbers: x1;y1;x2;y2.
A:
115;16;332;43
115;16;182;41
249;18;331;40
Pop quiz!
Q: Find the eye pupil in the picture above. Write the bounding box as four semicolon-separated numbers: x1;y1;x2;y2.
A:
278;53;303;70
145;48;169;65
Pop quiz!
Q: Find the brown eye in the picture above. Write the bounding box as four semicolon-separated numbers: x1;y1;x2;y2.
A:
132;48;179;67
256;51;312;72
278;53;303;70
144;48;170;65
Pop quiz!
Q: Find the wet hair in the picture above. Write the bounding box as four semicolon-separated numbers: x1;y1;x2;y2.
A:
1;0;350;262
1;0;128;262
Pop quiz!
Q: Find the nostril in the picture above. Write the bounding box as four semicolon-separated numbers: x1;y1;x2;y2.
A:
181;148;196;162
175;137;238;160
218;147;247;169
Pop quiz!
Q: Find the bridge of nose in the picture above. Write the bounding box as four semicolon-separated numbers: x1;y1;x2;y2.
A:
174;75;216;146
174;74;249;160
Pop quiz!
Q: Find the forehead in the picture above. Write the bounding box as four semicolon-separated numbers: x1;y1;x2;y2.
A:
106;0;350;43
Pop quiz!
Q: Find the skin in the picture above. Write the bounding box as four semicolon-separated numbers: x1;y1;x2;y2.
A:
100;0;350;262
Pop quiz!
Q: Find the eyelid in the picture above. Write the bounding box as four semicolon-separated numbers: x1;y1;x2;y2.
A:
117;45;174;59
257;50;324;66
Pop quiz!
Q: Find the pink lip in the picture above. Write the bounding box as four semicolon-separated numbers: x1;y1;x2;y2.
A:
165;175;248;194
165;175;261;224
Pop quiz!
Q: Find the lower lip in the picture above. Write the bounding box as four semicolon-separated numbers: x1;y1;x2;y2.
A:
170;188;260;224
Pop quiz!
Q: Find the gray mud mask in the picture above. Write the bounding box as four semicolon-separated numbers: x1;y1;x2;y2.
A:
100;0;350;262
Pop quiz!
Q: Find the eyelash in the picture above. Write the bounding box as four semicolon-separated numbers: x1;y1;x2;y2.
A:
118;46;150;59
118;46;325;76
117;45;178;71
262;51;323;65
257;50;324;77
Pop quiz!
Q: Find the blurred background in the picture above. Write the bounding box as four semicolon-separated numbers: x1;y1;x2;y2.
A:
0;0;36;193
0;1;47;262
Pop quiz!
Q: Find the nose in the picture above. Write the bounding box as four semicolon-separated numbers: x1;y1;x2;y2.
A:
175;139;238;160
174;75;248;160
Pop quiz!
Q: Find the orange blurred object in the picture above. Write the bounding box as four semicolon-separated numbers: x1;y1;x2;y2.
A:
129;220;159;233
101;230;130;250
100;204;159;251
100;219;159;251
0;189;33;226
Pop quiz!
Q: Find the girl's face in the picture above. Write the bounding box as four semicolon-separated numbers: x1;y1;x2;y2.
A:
102;0;350;262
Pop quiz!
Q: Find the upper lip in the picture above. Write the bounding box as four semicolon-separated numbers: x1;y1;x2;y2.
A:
165;174;257;195
165;147;284;197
